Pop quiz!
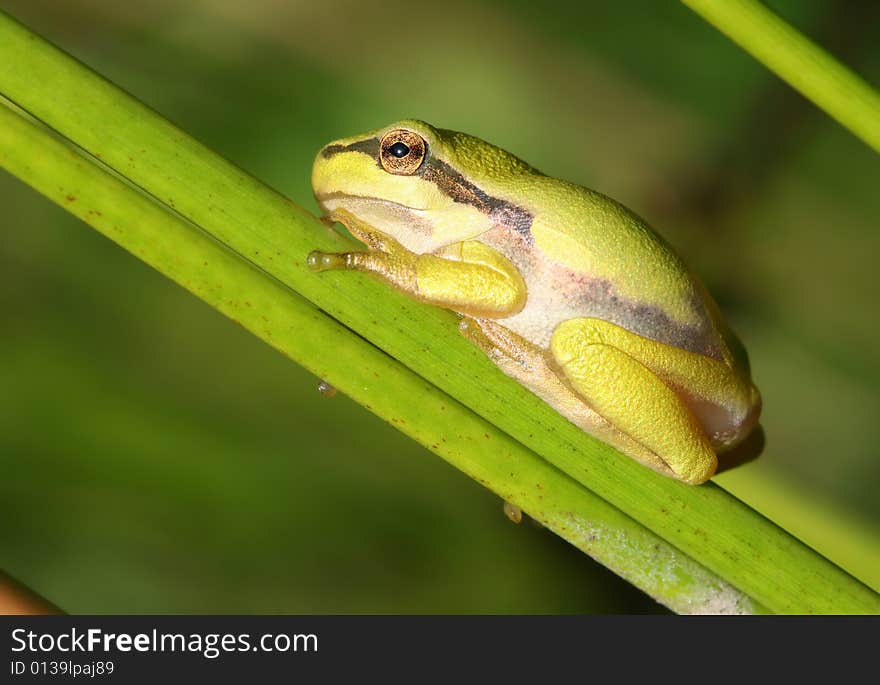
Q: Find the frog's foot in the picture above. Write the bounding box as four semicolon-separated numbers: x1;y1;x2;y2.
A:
551;318;718;484
459;317;541;374
317;380;338;398
459;318;662;469
502;500;522;524
308;211;405;274
307;250;356;272
310;208;407;274
306;247;418;294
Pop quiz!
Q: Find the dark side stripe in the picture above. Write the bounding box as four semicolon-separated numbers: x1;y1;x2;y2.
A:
421;158;533;238
321;137;533;238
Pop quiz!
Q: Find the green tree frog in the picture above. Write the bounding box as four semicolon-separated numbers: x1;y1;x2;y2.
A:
308;120;762;484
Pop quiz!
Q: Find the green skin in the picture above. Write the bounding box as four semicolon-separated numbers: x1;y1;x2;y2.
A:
309;120;761;484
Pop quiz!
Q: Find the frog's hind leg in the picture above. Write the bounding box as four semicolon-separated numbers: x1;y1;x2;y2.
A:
459;317;667;475
550;318;725;484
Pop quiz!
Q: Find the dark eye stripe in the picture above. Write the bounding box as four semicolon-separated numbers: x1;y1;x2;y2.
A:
321;137;380;161
320;136;533;238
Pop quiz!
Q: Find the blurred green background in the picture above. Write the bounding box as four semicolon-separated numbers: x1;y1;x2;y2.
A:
1;0;878;613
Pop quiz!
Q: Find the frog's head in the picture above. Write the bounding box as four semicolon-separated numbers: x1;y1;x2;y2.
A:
312;120;536;253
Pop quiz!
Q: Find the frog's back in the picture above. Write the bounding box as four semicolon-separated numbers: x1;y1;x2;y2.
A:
479;175;732;363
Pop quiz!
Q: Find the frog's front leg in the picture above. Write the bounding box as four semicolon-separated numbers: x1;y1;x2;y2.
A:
309;212;527;318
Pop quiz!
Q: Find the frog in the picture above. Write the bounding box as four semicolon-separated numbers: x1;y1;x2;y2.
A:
308;120;762;485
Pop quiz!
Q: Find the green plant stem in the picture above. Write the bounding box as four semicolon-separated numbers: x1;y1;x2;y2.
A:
682;0;880;153
0;10;877;613
0;101;765;614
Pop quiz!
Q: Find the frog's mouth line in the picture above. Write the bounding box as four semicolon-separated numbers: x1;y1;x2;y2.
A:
314;191;428;213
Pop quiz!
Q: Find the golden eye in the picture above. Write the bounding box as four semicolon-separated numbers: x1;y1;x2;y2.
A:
379;129;427;175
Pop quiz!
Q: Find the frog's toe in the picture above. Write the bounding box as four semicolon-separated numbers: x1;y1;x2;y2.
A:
502;500;522;524
459;318;535;367
307;250;350;272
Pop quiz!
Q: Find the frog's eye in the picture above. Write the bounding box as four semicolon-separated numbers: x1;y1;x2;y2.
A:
379;129;427;175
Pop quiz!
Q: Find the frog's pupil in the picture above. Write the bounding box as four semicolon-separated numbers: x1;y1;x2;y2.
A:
389;142;410;158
